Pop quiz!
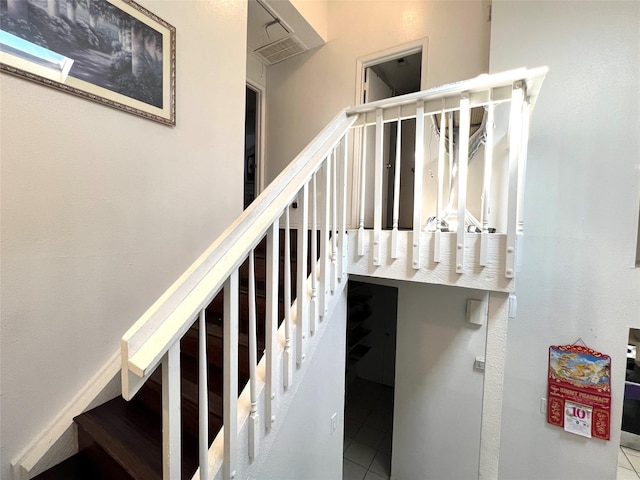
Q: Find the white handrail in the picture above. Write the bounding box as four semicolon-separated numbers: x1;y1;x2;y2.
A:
121;110;356;397
346;66;548;116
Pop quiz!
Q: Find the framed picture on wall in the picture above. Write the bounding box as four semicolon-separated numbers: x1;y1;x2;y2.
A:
0;0;176;125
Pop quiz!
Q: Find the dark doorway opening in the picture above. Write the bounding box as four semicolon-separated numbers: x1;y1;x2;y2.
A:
343;280;398;478
244;85;258;209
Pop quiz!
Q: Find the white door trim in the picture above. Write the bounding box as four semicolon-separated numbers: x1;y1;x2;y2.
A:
349;38;429;229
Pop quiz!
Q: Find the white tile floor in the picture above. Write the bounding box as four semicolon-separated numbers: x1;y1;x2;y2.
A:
343;377;394;480
620;446;640;479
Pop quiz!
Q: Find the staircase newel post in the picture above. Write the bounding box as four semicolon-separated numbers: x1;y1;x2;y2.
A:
505;81;524;279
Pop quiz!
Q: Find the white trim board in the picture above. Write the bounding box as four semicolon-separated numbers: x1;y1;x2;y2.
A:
11;351;121;480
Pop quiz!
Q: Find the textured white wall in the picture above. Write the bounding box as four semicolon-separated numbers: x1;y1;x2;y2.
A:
490;2;640;479
393;281;487;480
289;0;329;42
265;0;491;184
245;289;347;480
0;1;247;477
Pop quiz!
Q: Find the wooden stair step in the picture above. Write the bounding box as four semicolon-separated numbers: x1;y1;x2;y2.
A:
31;447;133;480
133;371;223;445
74;397;199;480
181;322;266;359
204;291;287;333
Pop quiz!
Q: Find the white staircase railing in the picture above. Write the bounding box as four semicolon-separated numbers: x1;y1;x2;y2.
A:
121;109;355;479
346;66;547;289
120;67;546;480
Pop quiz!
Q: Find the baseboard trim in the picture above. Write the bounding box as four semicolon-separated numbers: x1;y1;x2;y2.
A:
11;350;121;480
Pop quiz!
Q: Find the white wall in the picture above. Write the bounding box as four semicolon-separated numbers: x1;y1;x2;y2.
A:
393;281;487;480
245;288;347;480
0;1;247;477
490;2;640;479
265;0;491;184
289;0;328;42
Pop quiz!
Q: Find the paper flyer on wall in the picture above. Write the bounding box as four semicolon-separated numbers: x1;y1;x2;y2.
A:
547;344;611;440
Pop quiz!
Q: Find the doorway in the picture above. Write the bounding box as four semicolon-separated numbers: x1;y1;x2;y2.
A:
244;84;260;209
343;280;398;479
353;40;426;230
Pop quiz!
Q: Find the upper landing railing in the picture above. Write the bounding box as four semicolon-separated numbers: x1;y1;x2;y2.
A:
121;67;547;480
346;66;547;287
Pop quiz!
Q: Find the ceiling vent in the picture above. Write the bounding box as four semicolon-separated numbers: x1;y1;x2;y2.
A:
255;35;307;65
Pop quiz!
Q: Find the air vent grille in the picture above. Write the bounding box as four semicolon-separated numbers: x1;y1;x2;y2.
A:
255;36;307;65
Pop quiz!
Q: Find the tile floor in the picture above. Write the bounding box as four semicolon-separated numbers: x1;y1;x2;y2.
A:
343;377;394;480
620;446;640;479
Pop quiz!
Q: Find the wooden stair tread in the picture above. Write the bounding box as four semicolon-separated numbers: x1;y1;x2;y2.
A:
36;228;311;479
30;448;132;480
75;397;198;480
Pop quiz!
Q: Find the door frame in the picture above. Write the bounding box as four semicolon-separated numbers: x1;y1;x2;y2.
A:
246;79;267;196
349;38;429;229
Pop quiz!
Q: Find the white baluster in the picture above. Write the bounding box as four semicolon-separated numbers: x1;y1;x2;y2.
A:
331;148;338;291
373;108;384;266
358;126;367;256
162;341;181;480
434;108;446;263
223;270;238;480
456;94;471;275
296;183;308;366
198;309;209;479
248;251;259;458
506;81;524;279
391;118;402;259
516;99;531;270
320;156;331;317
412;101;425;270
339;134;349;282
310;174;318;334
480;99;495;267
283;207;293;388
265;222;278;430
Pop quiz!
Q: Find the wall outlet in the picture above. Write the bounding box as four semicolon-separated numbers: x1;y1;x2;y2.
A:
540;398;547;415
330;412;337;434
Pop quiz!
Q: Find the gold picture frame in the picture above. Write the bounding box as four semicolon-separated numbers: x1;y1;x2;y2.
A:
0;0;176;125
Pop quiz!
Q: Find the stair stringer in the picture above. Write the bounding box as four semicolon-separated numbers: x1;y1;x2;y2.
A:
10;352;121;480
197;269;348;480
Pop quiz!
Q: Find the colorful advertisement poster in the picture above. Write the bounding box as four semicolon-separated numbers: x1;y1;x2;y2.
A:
547;344;611;440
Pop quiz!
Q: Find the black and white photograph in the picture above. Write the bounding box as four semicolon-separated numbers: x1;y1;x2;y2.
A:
0;0;175;124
